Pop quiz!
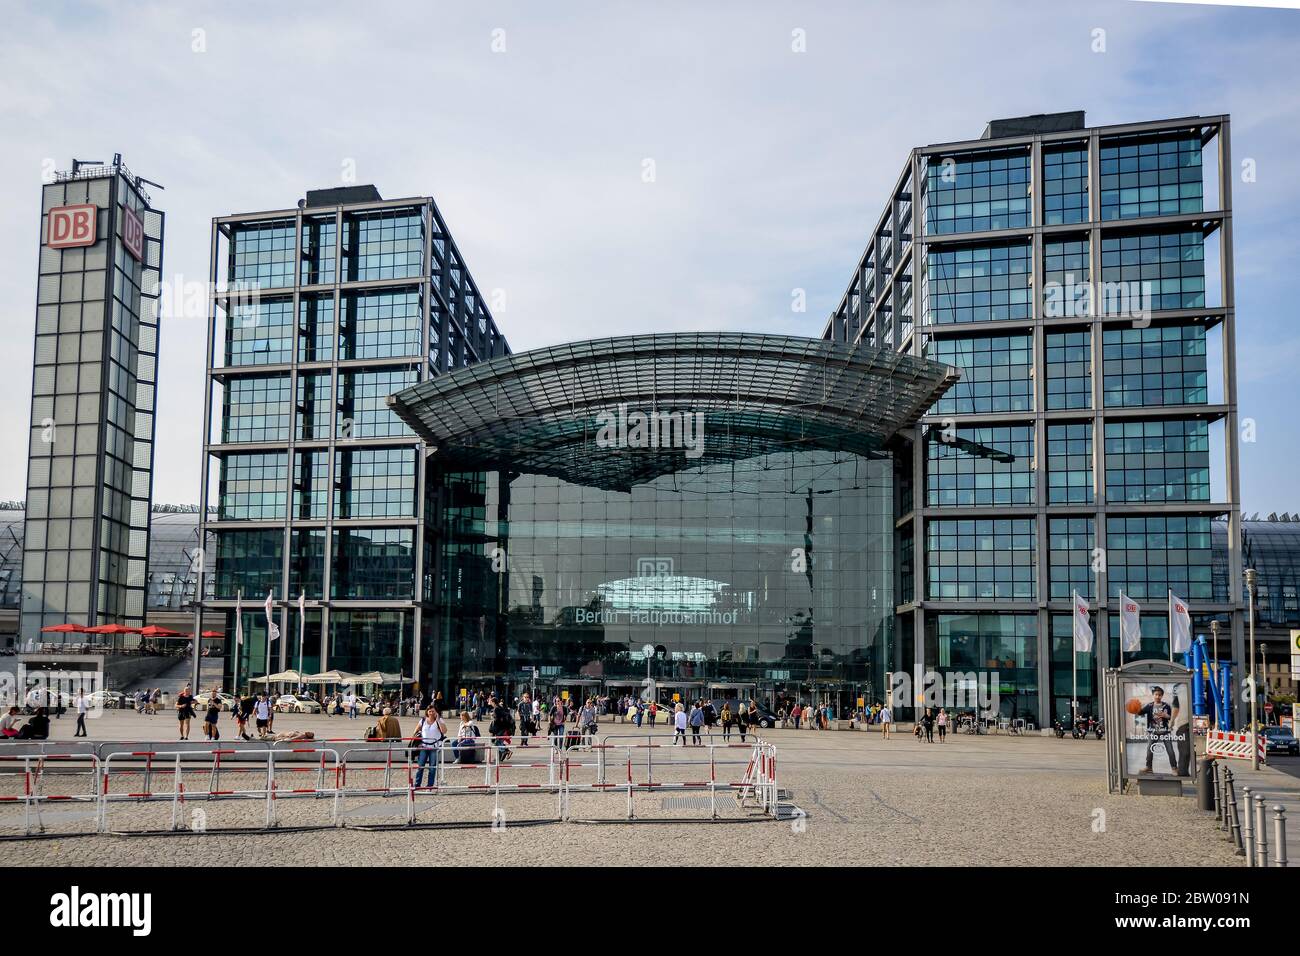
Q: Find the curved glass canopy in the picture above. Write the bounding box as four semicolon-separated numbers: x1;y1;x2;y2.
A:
388;333;959;491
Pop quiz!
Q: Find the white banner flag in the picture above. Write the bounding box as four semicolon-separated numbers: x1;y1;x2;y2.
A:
1170;591;1192;654
265;589;280;643
1119;591;1142;652
1072;590;1093;653
235;592;243;646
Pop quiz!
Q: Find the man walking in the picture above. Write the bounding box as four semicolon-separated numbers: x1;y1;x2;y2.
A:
879;702;893;740
74;689;89;737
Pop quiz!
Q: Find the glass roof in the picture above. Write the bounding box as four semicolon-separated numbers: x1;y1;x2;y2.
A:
388;333;960;491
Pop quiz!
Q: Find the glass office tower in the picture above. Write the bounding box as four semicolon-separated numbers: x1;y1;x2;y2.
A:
21;157;164;639
199;186;508;690
823;112;1242;726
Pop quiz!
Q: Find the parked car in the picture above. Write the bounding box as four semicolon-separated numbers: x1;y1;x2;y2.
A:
1261;725;1299;756
274;694;322;714
86;690;127;710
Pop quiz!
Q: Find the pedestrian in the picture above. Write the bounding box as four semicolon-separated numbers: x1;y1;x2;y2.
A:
922;707;935;743
936;707;948;743
74;689;88;737
879;703;893;739
791;702;801;730
672;702;688;745
253;693;272;739
549;699;567;746
736;702;748;743
413;706;447;787
689;702;704;745
518;692;534;745
203;691;221;740
720;702;733;741
176;683;196;741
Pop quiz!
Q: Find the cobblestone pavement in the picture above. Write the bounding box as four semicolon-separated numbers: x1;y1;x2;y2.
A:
0;717;1244;866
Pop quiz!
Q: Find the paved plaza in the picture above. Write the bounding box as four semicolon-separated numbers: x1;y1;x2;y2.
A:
2;709;1288;866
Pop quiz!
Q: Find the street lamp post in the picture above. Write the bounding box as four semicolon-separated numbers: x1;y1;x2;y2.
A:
1246;567;1259;770
1260;643;1268;728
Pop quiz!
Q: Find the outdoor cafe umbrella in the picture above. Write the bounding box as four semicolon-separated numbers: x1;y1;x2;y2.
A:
301;670;359;684
40;623;87;632
139;624;186;638
84;624;141;634
354;672;415;685
252;669;303;684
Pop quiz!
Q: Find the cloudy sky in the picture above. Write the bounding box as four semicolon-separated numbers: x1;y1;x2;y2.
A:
0;0;1297;510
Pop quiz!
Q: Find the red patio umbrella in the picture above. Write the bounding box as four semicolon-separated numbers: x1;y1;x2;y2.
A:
40;623;87;633
199;631;225;639
84;624;142;634
139;625;186;637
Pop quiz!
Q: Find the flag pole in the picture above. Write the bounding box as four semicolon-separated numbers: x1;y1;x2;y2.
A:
298;592;305;689
1167;589;1174;663
233;590;241;696
1071;590;1079;729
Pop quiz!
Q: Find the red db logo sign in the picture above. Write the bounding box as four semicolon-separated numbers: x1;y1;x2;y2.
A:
47;204;98;249
122;206;144;262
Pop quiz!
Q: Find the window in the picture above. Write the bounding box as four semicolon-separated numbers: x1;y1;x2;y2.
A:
340;290;421;360
1048;517;1096;600
926;242;1031;325
218;452;287;520
1100;131;1203;221
926;425;1034;507
344;209;423;281
1045;330;1092;410
226;297;293;366
1103;419;1210;503
927;518;1036;600
928;334;1034;414
336;367;417;438
298;295;334;362
1046;422;1093;505
228;221;295;289
1105;514;1222;601
1042;238;1090;318
222;375;290;443
1043;144;1088;225
1100;230;1205;312
1102;325;1207;407
332;527;415;599
334;447;416;518
301;216;337;285
925;148;1031;235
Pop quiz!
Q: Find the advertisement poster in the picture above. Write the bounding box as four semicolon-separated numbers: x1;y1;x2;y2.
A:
1122;680;1193;778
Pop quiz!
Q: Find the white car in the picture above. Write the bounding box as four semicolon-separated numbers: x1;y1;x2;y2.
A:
196;692;237;712
275;694;322;714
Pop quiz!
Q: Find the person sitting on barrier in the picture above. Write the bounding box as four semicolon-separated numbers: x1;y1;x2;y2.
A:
453;710;483;763
373;707;402;740
413;706;447;788
15;707;49;740
1;705;20;738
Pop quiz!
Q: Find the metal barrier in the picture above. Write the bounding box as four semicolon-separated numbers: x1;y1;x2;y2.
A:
99;746;341;833
0;753;102;837
0;733;786;837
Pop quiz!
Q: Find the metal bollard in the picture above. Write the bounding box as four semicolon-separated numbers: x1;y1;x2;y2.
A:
1197;757;1216;811
1273;806;1289;868
1242;785;1254;865
1227;772;1245;856
1216;762;1228;831
1255;794;1269;868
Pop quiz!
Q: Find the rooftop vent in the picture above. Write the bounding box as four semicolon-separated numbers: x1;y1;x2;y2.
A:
982;111;1086;140
303;185;383;208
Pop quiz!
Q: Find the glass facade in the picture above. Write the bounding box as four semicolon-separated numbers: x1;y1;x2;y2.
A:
434;451;895;712
204;190;507;690
825;114;1239;726
22;165;163;637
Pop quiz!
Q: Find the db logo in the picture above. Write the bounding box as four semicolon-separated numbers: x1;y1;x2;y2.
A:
122;206;145;262
47;204;98;249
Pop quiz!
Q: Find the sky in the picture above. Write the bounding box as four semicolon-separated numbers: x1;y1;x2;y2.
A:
0;0;1297;511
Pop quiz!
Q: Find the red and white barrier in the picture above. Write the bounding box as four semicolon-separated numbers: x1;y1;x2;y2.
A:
1206;729;1266;763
